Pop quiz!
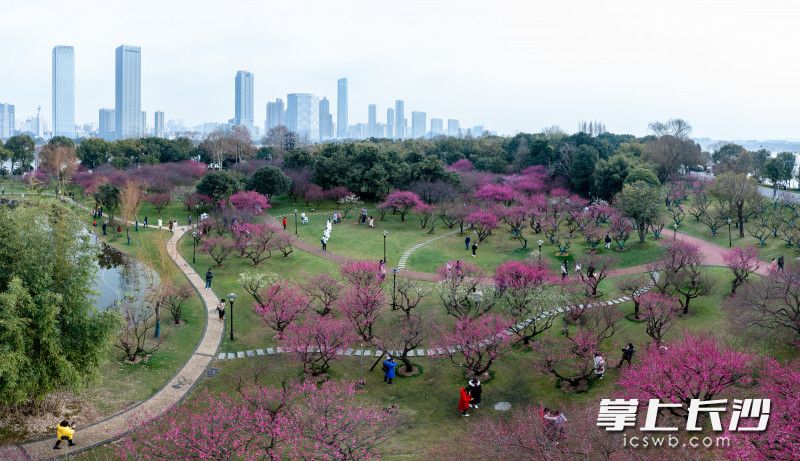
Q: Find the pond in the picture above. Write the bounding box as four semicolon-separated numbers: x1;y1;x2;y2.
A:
93;241;158;310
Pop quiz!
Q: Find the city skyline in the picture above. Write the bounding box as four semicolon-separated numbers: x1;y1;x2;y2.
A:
3;1;800;140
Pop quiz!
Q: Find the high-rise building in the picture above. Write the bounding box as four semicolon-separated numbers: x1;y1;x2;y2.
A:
347;123;367;139
367;104;377;138
115;45;142;139
471;125;484;137
386;108;394;139
319;97;333;141
430;118;443;136
447;119;460;137
394;100;404;139
99;108;115;141
52;45;75;138
154;111;164;138
336;78;348;138
286;93;319;141
411;111;427;138
0;103;14;139
266;98;285;132
234;70;254;134
141;111;147;135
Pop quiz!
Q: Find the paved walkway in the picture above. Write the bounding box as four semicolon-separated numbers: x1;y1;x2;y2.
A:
19;225;224;460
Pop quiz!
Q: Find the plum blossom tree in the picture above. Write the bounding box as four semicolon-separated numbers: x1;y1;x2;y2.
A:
303;184;325;208
379;190;423;222
337;193;364;219
202;236;236;267
722;246;760;295
337;285;385;342
302;274;341;316
229;190;270;218
281;316;356;376
145;192;171;216
413;202;436;229
648;240;713;313
729;261;800;343
500;205;529;248
577;253;617;297
619;334;753;414
608;213;633;251
493;261;563;345
232;222;280;265
465;209;499;242
614;275;650;320
340;260;383;288
639;292;681;345
475;183;517;205
447;158;474;172
254;282;310;337
374;314;426;373
438;314;511;377
435;261;495;319
238;270;277;304
183;192;214;213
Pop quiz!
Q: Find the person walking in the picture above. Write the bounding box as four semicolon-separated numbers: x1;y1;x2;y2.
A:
168;220;174;232
382;357;397;384
587;263;596;279
778;255;785;270
471;241;478;257
143;216;148;228
92;219;97;227
594;352;606;379
574;262;582;278
604;233;612;250
770;258;777;270
458;387;471;417
368;216;375;228
282;216;287;230
465;235;471;251
379;259;387;280
321;236;327;252
53;420;76;450
102;220;108;236
467;378;482;409
618;343;636;368
217;298;226;322
561;260;568;280
205;269;214;290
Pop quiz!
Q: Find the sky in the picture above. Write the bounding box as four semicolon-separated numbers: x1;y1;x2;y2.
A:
2;0;799;140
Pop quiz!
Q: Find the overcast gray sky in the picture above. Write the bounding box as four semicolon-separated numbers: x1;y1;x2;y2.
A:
2;0;799;139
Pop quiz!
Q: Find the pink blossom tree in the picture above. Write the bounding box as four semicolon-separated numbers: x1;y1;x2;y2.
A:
183;192;214;213
475;183;517;205
435;261;495;319
580;222;603;252
232;222;280;265
254;282;310;337
722;246;760;295
145;192;171;216
639;292;681;344
303;184;325;208
374;313;426;373
324;186;352;202
229;190;270;217
465;209;499;242
302;274;341;316
201;236;236;267
728;358;800;461
577;253;617;297
340;260;383;288
437;314;511;377
500;205;529;248
447;158;474;172
618;334;753;414
379;190;423;222
281;316;356;376
337;285;385;342
413;202;436;229
494;261;560;345
609;213;633;251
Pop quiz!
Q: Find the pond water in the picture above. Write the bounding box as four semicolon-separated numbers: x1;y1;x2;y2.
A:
92;241;158;310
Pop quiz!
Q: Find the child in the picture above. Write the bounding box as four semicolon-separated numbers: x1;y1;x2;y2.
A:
53;420;76;450
467;378;482;409
458;387;471;416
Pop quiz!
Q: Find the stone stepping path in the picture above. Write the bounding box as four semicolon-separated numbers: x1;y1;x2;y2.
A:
216;277;657;361
396;228;460;270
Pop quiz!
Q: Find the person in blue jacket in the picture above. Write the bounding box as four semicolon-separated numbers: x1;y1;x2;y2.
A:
382;357;397;384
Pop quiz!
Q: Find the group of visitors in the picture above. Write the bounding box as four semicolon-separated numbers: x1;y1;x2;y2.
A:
560;260;596;279
457;378;482;416
464;235;478;257
445;260;465;278
358;208;376;228
541;407;567;439
770;256;785;270
321;219;332;251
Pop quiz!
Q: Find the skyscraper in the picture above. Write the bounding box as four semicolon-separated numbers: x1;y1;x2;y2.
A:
0;103;14;139
115;45;142;139
52;46;75;138
367;104;377;138
266;98;285;132
447;119;461;137
286;93;319;141
430;118;443;136
411;111;427;138
336;78;348;138
154;111;164;138
319;97;333;141
386;108;394;139
394;100;404;139
99;108;115;141
141;111;147;135
234;71;254;134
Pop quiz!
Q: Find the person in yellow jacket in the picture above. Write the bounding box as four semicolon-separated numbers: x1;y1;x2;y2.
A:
53;420;76;449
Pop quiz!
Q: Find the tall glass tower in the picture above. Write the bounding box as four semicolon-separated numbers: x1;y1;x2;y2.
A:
394;100;405;139
336;78;348;138
367;104;377;138
52;46;75;138
235;71;254;133
286;93;319;141
115;45;142;139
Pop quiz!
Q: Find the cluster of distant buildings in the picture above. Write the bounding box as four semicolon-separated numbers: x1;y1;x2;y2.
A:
0;45;488;144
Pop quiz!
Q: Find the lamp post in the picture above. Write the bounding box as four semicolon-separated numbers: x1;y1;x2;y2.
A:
672;223;678;240
383;230;388;264
195;204;199;225
294;209;298;236
727;218;732;247
537;239;544;260
228;293;237;341
192;231;198;264
391;268;398;310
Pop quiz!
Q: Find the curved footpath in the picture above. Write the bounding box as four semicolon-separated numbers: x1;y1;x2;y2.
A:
18;225;225;460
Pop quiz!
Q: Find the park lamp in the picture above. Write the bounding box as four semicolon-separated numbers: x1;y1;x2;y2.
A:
383;230;388;237
228;293;238;303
